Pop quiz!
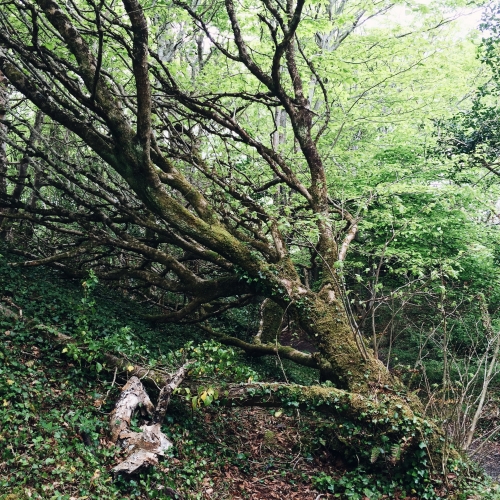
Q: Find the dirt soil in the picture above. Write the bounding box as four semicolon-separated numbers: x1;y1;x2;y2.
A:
471;441;500;480
195;407;338;499
191;407;427;499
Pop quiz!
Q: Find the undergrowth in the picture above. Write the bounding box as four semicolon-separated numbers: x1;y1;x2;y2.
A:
0;250;499;499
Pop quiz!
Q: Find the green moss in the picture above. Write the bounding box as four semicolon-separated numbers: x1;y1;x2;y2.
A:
260;299;284;344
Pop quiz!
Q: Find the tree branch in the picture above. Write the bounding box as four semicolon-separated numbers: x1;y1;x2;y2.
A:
122;0;151;165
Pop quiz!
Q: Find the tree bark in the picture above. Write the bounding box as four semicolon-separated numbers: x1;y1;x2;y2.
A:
0;68;8;208
254;298;284;344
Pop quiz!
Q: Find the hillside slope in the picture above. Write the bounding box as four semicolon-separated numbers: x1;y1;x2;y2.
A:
0;251;499;499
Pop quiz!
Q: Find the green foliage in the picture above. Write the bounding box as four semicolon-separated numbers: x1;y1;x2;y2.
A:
310;457;500;500
177;340;259;383
0;320;122;497
311;465;436;499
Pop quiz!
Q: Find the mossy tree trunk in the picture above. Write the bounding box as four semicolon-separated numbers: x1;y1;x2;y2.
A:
255;298;284;345
259;261;394;392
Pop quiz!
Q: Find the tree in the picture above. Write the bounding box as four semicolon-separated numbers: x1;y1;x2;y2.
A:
0;0;484;476
436;3;500;180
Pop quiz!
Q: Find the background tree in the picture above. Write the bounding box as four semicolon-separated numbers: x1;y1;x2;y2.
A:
0;67;8;206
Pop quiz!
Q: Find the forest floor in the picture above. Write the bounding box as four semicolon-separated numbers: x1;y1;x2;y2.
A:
0;252;346;499
471;442;500;481
1;250;500;499
0;324;355;499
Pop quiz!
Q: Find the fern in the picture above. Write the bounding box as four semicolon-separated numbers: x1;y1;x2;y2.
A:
391;444;402;463
370;447;381;464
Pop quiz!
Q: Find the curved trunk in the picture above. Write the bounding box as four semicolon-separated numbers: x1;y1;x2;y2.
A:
300;289;393;392
271;265;395;393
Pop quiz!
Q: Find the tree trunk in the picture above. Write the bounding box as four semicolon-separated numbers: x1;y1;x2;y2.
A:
0;68;8;208
302;291;391;391
11;111;44;206
270;264;394;393
1;110;44;237
254;298;284;344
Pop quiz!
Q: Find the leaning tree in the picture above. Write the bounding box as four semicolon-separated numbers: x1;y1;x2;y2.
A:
0;0;469;475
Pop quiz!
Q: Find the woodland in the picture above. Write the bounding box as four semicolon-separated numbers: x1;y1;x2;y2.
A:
2;0;500;498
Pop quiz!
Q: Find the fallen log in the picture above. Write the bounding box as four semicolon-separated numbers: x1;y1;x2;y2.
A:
110;377;167;475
